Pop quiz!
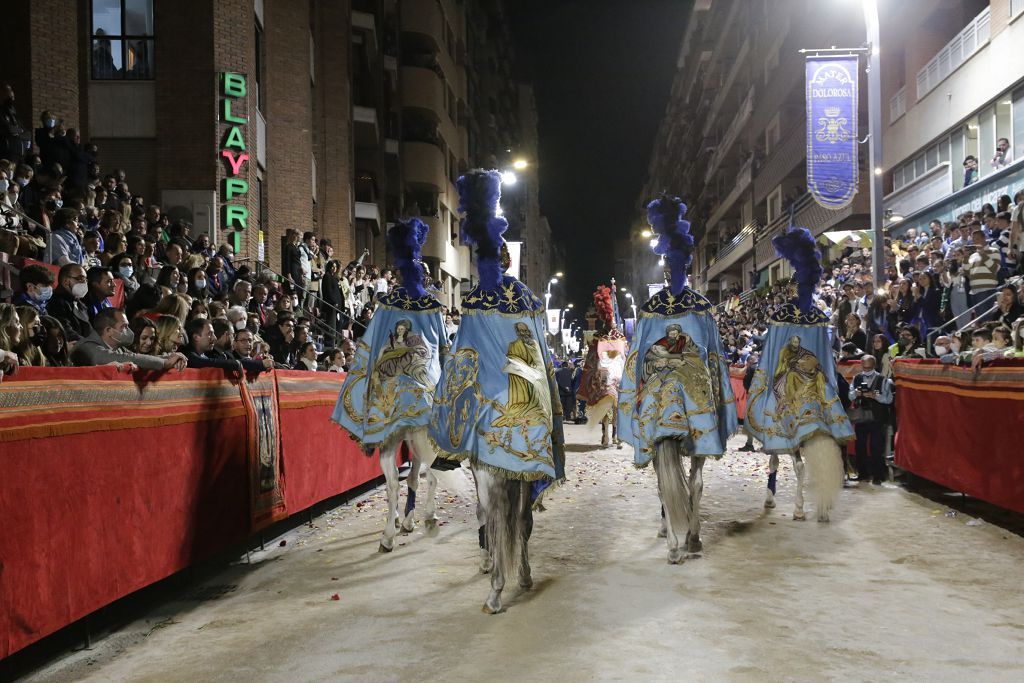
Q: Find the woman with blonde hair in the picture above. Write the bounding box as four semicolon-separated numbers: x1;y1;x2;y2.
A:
0;303;23;372
14;306;46;366
153;315;186;356
153;293;191;322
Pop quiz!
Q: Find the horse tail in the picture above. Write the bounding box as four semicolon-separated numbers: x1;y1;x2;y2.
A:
802;433;843;516
484;472;527;584
653;438;688;537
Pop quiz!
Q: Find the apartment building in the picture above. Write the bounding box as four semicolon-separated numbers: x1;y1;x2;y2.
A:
4;0;542;307
881;0;1024;239
631;0;872;302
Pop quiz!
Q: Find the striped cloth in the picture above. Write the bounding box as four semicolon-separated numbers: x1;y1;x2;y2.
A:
967;245;1000;295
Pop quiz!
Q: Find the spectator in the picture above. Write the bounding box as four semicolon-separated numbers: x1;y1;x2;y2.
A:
82;231;103;269
188;300;209;321
100;233;127;267
283;229;304;290
228;279;252;309
71;308;187;371
185;266;208;301
967;228;1001;305
153;315;186;356
206;256;227;299
320;260;344;342
849;355;894;485
128;316;157;355
232;327;257;361
913;270;941;334
248;283;270;326
225;305;248;333
321;347;345;373
840;313;868;352
156;265;182;297
14;306;45;366
126;283;162;320
0;303;23;372
262;312;296;367
210;318;234;358
13;263;55;315
994;284;1022;327
113;252;141;297
963;155;978;187
868;333;893;377
84;266;115;320
182;316;269;372
340;337;356;371
991;137;1012;170
295;341;318;371
49;208;85;266
47;263;91;342
0;83;29;162
40;315;70;366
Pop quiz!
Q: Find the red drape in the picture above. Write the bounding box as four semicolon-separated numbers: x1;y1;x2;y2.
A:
0;367;382;658
893;358;1024;515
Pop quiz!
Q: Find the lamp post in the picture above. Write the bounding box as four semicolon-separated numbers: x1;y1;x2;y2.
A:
545;276;559;310
625;291;637;320
863;0;885;289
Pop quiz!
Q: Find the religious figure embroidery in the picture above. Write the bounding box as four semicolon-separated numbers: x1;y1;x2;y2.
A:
639;323;713;411
374;318;429;386
492;322;551;427
772;335;828;415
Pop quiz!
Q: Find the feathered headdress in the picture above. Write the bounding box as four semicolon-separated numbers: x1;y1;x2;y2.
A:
593;285;614;329
772;226;823;313
387;217;429;298
456;169;508;290
646;194;694;295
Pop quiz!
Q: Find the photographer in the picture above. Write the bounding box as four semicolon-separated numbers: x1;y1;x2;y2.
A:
848;355;894;485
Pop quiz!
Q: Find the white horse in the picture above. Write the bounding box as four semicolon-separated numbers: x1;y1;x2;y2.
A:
474;466;534;614
763;433;844;522
376;428;439;553
652;438;706;564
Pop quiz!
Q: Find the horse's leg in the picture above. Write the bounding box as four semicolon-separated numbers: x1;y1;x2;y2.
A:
476;468;507;614
408;430;439;531
519;480;534;589
400;444;421;533
600;415;610;448
378;444;401;552
472;467;493;573
792;453;807;521
658;504;667;538
686;457;706;554
653;439;687;564
764;452;779;508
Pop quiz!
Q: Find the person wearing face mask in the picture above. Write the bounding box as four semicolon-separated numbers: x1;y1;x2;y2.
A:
114;255;140;296
185;266;208;300
13;264;56;316
34;110;61;168
47;263;92;342
225;305;248;333
14;306;47;366
72;308;187;372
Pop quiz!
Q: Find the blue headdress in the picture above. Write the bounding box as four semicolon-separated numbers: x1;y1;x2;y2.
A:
646;194;694;295
772;226;823;313
387;217;429;298
456;169;508;290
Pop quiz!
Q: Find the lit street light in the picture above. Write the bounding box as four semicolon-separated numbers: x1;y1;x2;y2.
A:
500;170;518;186
640;229;652;238
512;158;528;170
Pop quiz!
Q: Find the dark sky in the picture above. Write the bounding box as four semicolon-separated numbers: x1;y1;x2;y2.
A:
509;1;691;311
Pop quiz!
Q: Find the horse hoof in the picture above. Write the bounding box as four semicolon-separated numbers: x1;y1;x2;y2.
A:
378;543;393;553
667;550;684;564
687;538;703;553
792;511;806;521
764;498;776;509
400;516;416;533
519;576;533;590
425;518;439;535
817;514;831;523
482;601;503;615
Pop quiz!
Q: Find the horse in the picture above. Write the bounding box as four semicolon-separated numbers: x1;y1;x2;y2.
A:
473;466;535;614
763;433;844;522
652;438;706;564
376;428;439;553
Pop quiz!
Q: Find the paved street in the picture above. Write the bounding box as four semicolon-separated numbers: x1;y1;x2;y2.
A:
32;426;1024;682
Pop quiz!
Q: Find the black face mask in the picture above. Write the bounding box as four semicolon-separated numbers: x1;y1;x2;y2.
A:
31;328;46;346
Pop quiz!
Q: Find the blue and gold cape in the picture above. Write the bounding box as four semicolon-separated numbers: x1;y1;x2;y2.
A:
744;301;854;453
430;275;565;481
617;287;738;467
331;287;447;448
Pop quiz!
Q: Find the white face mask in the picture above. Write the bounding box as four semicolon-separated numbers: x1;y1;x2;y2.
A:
234;320;246;331
934;345;948;356
71;282;88;299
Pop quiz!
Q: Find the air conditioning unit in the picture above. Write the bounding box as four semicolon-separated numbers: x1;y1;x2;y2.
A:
161;190;217;241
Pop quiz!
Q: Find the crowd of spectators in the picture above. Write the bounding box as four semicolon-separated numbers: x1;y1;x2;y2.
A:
0;84;466;379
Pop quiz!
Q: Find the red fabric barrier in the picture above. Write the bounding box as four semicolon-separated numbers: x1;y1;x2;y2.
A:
728;366;747;420
893;359;1024;514
0;367;378;658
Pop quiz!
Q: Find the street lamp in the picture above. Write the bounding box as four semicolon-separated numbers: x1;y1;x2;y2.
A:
500;170;518;186
512;158;529;170
625;291;637;320
640;229;652;238
545;276;559;310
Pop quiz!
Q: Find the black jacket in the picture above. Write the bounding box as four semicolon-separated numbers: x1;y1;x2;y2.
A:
48;289;92;342
183;345;268;373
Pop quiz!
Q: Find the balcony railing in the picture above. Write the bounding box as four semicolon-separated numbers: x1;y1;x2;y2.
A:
704;85;754;184
916;7;990;101
707;220;758;269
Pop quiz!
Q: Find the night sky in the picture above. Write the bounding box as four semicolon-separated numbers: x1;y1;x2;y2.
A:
509;1;691;311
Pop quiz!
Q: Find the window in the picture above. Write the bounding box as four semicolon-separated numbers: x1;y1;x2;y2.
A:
1013;87;1024;160
255;21;266;113
765;113;781;155
91;0;154;79
767;186;782;222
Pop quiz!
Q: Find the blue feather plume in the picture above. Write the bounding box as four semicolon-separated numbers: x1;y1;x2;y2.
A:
772;226;822;313
457;169;508;290
388;217;429;298
646;194;694;295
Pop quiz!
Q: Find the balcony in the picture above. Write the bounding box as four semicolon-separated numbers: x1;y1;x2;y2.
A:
355;201;382;233
400;66;445;120
353;105;379;146
706;220;758;281
755;191;870;265
753;123;803;204
401;0;444;52
703;85;754;184
701;37;750;139
915;7;990;102
402;141;446;190
705;155;753;231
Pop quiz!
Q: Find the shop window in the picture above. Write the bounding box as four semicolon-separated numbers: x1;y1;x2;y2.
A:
91;0;154;80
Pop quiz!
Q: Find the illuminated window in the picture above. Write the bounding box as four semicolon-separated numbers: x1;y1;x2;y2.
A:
90;0;154;80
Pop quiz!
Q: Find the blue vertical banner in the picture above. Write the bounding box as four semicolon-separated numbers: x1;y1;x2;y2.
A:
806;56;859;209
